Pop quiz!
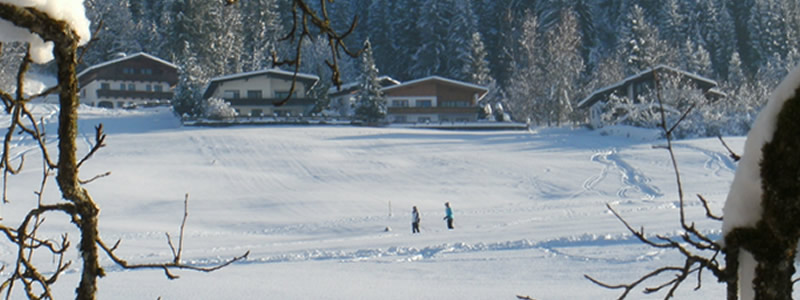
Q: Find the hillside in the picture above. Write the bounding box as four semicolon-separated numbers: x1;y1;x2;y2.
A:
0;105;744;299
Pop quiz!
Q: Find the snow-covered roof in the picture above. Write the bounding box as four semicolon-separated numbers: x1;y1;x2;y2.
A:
327;76;401;95
203;68;320;99
381;76;488;94
77;52;178;79
207;68;319;84
577;65;720;109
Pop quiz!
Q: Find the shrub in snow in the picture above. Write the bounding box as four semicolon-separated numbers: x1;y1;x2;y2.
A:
203;97;238;120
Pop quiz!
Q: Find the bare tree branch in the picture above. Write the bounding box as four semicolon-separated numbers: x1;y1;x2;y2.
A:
717;136;741;162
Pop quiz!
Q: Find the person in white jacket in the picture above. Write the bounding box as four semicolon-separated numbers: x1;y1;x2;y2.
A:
411;206;421;234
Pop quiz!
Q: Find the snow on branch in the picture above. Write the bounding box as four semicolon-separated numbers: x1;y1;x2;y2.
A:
0;0;90;63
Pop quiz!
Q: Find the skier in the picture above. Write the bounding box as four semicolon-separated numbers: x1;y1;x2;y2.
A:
443;202;454;229
411;206;421;234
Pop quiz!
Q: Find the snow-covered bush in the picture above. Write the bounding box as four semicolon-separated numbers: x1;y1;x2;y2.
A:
203;97;238;120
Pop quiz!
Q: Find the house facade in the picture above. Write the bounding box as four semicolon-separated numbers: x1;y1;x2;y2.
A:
381;76;488;123
77;52;178;109
577;65;726;128
202;69;319;117
327;76;400;117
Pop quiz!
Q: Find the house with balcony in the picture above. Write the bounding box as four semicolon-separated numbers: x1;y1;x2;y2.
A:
327;76;400;117
577;65;726;128
381;76;488;124
202;68;319;117
77;52;178;109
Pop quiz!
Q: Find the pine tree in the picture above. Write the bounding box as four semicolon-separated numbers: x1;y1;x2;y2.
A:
354;40;386;124
464;32;492;86
682;39;713;77
240;0;282;71
618;4;671;73
541;8;585;125
506;10;544;125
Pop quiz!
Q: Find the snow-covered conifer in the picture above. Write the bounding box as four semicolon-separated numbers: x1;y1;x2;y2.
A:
354;40;386;124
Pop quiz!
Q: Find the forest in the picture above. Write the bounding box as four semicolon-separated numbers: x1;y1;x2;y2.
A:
2;0;796;136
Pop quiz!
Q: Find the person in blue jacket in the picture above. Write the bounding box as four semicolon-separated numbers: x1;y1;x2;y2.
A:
443;202;454;229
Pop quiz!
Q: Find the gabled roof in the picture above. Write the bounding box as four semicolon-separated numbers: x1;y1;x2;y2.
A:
203;68;319;99
381;76;488;94
77;52;177;79
577;65;719;109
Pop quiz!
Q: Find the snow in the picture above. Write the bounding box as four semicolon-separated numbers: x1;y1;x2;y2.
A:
720;64;800;299
0;104;759;299
0;0;90;63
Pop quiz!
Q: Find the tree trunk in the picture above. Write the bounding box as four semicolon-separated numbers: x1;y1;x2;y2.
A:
0;4;102;300
728;83;800;300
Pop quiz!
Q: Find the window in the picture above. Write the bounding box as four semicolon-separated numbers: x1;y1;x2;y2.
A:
122;68;135;75
119;83;126;91
154;84;163;92
223;90;240;99
247;90;263;99
100;83;110;90
416;100;432;107
128;83;135;91
141;68;152;75
391;100;409;107
250;109;263;117
417;117;431;123
441;101;469;107
393;116;407;123
146;84;152;92
275;91;295;99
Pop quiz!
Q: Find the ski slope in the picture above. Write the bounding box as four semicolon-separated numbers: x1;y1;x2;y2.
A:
0;105;745;299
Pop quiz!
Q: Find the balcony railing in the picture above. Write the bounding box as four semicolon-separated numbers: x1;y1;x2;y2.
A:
97;89;173;100
224;97;316;106
387;106;479;114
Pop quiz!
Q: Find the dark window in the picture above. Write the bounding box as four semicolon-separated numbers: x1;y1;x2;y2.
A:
416;100;432;107
119;83;125;91
275;91;295;99
100;83;110;90
391;100;409;107
146;84;152;92
122;68;135;75
442;101;469;107
154;85;163;92
247;90;263;99
250;109;263;117
128;83;135;91
141;68;153;75
223;90;240;99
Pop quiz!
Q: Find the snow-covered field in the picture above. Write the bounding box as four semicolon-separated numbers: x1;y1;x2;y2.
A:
0;105;750;299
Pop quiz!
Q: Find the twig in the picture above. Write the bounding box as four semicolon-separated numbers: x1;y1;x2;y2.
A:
78;171;111;185
717;136;741;162
697;194;723;221
76;124;107;169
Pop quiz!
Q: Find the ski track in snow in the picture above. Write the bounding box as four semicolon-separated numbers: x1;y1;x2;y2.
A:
589;149;663;200
673;143;737;177
93;230;722;275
